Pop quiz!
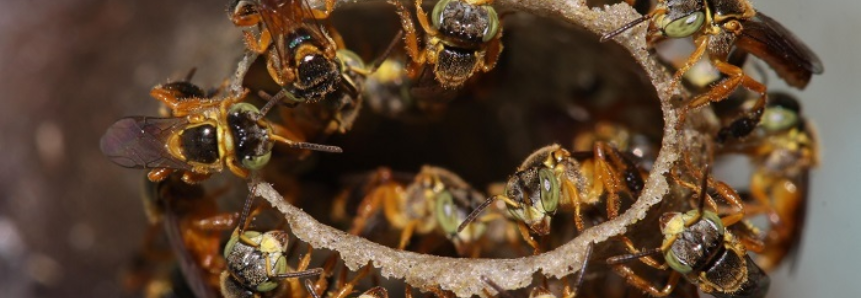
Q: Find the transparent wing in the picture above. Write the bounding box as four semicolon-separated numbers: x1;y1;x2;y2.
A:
100;117;194;170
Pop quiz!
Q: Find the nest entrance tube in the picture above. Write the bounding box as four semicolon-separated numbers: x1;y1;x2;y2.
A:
232;0;696;296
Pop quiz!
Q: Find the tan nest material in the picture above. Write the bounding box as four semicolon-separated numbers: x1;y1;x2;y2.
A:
231;0;691;296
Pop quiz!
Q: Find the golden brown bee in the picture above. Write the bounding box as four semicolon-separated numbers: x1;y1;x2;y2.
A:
220;229;323;298
142;174;240;297
606;164;770;298
340;165;490;255
100;81;342;184
125;173;234;298
602;0;823;138
389;0;503;90
459;142;646;253
721;92;818;271
572;121;660;170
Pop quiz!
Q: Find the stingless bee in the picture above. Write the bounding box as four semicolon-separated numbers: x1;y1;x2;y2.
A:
229;0;351;103
606;163;770;298
100;81;342;184
388;0;503;90
459;142;646;253
341;165;490;255
720;92;818;271
602;0;823;138
220;229;323;298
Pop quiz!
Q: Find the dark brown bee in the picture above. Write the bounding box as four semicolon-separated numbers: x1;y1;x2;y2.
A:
100;82;342;184
602;0;823;139
721;92;818;271
388;0;503;90
606;165;770;298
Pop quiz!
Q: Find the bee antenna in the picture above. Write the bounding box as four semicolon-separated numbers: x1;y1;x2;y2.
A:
369;30;404;74
600;14;650;42
571;242;593;296
480;276;514;298
274;267;324;279
290;141;343;153
237;173;260;236
606;247;663;264
305;279;321;298
457;195;497;233
257;90;285;118
698;164;710;214
184;67;198;82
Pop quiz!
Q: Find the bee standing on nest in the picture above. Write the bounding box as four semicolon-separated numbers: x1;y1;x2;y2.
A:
230;0;403;135
602;0;823;139
100;80;342;184
387;0;502;105
337;165;491;256
220;228;323;298
606;161;770;298
459;142;646;253
720;92;818;271
229;0;353;104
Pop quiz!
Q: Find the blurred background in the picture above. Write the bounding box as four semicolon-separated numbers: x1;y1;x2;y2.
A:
0;0;858;297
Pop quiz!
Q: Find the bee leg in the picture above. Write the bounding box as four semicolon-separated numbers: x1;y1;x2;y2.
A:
616;235;668;269
266;51;294;87
612;265;679;297
593;143;623;219
348;188;384;235
309;0;337;19
682;59;767;136
242;27;271;54
670;35;709;92
149;86;219;116
389;0;425;65
561;178;586;232
413;0;438;36
750;171;782;224
360;287;389;298
480;29;503;72
517;221;541;255
147;168;174;182
331;263;372;298
308;254;339;298
397;220;419;250
181;172;213;184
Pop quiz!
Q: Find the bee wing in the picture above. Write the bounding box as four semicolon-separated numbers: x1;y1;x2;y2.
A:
737;12;824;89
786;169;810;274
100;117;194;170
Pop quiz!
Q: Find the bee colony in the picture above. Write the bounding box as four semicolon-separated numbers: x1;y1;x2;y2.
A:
101;0;820;297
